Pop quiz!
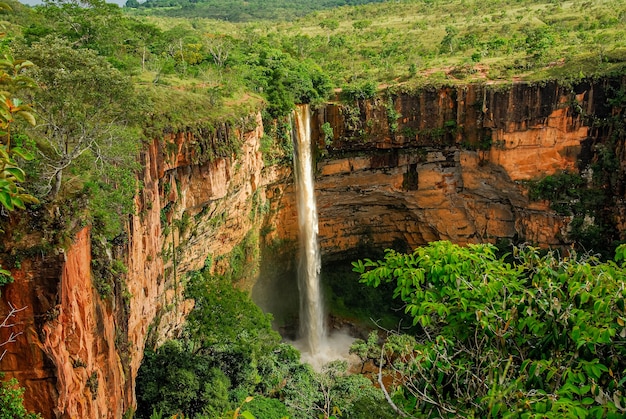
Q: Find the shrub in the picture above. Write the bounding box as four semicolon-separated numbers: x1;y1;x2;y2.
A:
353;241;626;418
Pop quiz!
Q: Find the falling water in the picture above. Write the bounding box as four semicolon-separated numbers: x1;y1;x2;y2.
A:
293;104;326;355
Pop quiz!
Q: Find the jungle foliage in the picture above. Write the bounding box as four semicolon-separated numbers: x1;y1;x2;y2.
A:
353;241;626;418
135;263;394;419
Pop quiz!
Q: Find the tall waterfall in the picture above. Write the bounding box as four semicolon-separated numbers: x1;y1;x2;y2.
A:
293;104;326;355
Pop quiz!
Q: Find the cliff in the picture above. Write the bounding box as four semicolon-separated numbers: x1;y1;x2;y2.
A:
1;77;625;417
265;79;625;260
0;115;268;417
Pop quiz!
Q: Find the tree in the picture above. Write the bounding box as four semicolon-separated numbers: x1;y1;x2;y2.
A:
319;19;339;32
0;59;38;214
16;37;138;198
353;241;626;418
29;0;127;56
0;303;27;361
319;19;339;43
281;360;394;419
439;25;459;54
10;37;142;239
352;19;372;31
203;34;233;68
0;373;41;419
524;26;555;61
0;51;39;214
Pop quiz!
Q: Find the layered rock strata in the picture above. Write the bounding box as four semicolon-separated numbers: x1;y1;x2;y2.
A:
0;115;268;417
266;79;625;259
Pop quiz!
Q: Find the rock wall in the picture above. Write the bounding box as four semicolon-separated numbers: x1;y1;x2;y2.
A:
265;78;626;260
0;114;269;417
0;227;126;418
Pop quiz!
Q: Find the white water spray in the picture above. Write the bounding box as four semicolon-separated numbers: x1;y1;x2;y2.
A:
293;104;326;355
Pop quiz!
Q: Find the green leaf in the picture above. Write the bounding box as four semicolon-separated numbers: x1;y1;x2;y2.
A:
594;299;603;314
351;260;364;273
11;195;24;210
10;146;34;161
4;166;25;182
19;194;39;205
580;291;590;305
0;190;14;210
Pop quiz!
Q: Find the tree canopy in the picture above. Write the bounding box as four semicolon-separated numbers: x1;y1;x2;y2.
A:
353;241;626;418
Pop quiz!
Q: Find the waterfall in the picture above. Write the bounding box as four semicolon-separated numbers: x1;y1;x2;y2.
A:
293;104;326;355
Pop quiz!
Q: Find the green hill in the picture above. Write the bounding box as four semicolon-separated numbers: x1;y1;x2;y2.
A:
126;0;388;21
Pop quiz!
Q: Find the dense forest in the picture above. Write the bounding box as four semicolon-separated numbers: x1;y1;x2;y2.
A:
125;0;388;21
0;0;625;417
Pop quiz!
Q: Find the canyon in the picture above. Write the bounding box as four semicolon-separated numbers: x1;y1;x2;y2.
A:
0;77;624;417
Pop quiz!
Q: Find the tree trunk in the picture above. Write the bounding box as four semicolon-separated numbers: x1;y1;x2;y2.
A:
50;170;63;199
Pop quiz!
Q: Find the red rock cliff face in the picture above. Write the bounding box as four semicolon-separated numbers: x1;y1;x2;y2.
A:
265;78;626;259
0;114;268;417
0;228;124;418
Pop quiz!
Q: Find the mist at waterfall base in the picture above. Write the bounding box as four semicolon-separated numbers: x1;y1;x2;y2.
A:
289;104;356;371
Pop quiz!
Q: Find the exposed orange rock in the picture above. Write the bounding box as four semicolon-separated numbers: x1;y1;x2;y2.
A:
1;228;125;418
270;81;619;257
489;105;586;180
0;114;268;418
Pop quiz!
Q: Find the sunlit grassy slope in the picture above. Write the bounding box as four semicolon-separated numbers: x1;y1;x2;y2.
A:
272;0;626;88
128;0;625;113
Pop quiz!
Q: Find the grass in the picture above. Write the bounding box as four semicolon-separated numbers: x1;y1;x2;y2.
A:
280;0;626;87
117;0;626;124
139;82;265;137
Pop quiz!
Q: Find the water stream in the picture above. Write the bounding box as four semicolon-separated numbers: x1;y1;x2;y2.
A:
292;105;356;370
293;104;326;355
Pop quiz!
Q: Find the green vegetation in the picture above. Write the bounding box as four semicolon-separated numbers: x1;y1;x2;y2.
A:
126;0;387;22
353;241;626;418
322;258;415;330
0;52;37;288
527;171;612;253
0;0;623;417
135;257;394;418
11;37;142;240
0;2;39;220
0;373;41;419
6;0;624;135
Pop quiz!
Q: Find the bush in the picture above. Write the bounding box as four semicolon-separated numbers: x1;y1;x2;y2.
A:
0;374;41;419
354;241;626;418
245;396;289;419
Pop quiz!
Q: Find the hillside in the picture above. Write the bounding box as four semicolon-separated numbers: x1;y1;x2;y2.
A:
126;0;388;21
9;0;623;117
130;0;626;111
